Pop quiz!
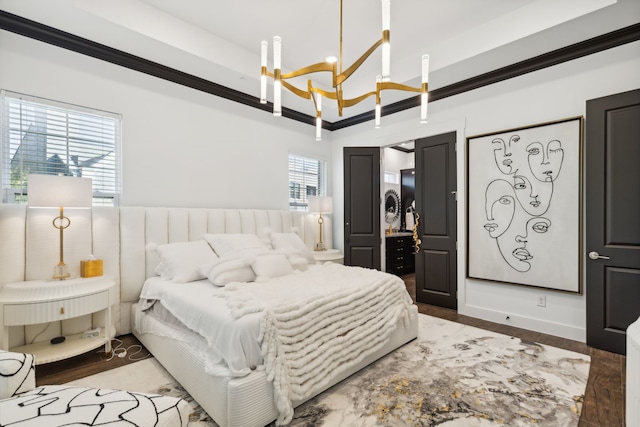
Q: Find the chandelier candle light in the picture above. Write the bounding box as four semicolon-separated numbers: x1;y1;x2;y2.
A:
260;0;429;140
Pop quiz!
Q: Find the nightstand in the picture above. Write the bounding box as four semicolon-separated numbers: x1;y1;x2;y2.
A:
313;249;344;265
0;277;116;364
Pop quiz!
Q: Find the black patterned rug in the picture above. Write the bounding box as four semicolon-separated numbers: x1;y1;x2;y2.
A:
68;314;590;426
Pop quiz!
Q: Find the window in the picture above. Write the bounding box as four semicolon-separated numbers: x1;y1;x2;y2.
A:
1;91;122;206
288;154;326;211
384;171;399;184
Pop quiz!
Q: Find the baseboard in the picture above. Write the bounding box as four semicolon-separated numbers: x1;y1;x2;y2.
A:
459;304;586;343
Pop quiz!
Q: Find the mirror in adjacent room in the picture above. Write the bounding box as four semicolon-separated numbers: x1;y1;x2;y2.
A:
384;189;400;224
401;168;415;231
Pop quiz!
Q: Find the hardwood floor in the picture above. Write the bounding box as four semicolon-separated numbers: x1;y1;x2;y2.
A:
36;334;151;386
35;274;626;426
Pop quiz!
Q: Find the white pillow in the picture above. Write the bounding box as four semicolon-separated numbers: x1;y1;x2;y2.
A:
156;240;218;282
287;253;309;272
154;262;170;277
205;258;256;286
252;253;294;279
204;233;267;257
269;232;316;264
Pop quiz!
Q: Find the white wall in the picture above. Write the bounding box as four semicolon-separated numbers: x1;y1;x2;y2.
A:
331;41;640;342
0;31;331;210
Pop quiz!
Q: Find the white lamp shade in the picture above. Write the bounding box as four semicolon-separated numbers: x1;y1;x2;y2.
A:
308;196;333;213
28;174;93;208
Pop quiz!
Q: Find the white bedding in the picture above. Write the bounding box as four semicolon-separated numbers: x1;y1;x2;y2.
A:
138;277;263;377
138;262;413;425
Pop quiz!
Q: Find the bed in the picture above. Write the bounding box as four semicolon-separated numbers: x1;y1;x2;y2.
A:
0;206;419;427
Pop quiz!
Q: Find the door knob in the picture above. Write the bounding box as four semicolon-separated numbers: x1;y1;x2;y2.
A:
588;251;610;260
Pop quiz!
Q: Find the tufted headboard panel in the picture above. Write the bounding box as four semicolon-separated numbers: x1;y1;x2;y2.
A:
0;205;331;347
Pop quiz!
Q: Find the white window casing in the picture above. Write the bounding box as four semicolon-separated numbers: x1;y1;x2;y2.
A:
1;90;122;206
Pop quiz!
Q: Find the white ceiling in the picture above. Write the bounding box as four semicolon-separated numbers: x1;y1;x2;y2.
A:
1;0;636;123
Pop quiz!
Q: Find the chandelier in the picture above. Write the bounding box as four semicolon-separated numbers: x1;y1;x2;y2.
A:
260;0;429;140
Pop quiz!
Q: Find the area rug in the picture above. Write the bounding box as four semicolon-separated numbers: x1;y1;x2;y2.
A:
66;314;590;426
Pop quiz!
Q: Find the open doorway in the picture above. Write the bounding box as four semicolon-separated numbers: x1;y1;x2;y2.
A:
382;142;416;277
381;133;458;310
344;133;457;310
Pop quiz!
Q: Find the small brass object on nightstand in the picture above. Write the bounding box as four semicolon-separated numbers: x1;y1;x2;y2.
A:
81;259;103;277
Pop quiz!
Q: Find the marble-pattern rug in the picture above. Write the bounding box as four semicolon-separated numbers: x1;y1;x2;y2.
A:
67;314;590;426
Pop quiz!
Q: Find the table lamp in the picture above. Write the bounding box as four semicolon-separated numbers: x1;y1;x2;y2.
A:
28;174;93;280
308;196;333;251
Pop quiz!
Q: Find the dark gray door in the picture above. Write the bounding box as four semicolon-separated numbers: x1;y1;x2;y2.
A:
586;88;640;355
343;147;381;269
414;132;458;308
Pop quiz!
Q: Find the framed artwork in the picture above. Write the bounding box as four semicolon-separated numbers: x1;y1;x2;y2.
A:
466;117;583;293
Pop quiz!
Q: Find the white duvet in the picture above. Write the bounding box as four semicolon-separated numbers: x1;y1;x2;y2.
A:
138;262;413;425
138;277;263;377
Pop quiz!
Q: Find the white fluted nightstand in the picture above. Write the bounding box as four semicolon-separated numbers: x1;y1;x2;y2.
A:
313;249;344;265
0;277;116;364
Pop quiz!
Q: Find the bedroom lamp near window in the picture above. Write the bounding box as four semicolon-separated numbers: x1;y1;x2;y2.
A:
28;174;93;280
308;196;333;251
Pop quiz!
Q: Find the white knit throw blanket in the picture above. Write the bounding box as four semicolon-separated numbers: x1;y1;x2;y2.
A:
222;263;413;425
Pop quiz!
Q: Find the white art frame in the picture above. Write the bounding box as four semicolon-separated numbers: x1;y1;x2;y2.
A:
467;117;583;293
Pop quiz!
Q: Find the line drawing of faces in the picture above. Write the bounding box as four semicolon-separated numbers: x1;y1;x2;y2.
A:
526;139;564;182
492;135;521;175
484;179;516;239
483;179;552;272
512;173;554;216
498;215;552;272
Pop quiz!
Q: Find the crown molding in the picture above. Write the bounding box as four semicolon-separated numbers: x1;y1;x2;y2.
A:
2;10;638;131
330;22;640;131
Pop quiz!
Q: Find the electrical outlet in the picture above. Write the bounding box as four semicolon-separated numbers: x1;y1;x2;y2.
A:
537;296;546;307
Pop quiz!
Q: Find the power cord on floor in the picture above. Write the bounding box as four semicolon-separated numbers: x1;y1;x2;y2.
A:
98;337;151;362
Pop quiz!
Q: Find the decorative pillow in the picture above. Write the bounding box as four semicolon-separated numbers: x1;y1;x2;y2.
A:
252;253;294;279
203;233;267;257
154;262;170;277
205;257;256;286
287;253;309;271
156;240;218;282
269;232;316;264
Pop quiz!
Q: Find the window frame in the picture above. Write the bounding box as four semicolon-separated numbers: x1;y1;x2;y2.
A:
1;90;122;206
288;152;327;212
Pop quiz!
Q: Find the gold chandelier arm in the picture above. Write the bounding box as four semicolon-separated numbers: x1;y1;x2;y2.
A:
310;87;339;101
308;86;376;113
280;62;335;80
340;90;377;108
335;37;383;86
379;81;424;93
281;80;313;99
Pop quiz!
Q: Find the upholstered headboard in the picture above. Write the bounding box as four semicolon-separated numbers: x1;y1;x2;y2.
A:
0;205;332;348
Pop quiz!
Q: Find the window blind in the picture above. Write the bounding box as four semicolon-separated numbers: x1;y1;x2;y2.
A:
1;91;122;205
288;154;325;211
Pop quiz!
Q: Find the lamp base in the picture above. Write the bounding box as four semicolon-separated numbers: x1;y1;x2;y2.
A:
314;242;327;251
53;264;70;280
